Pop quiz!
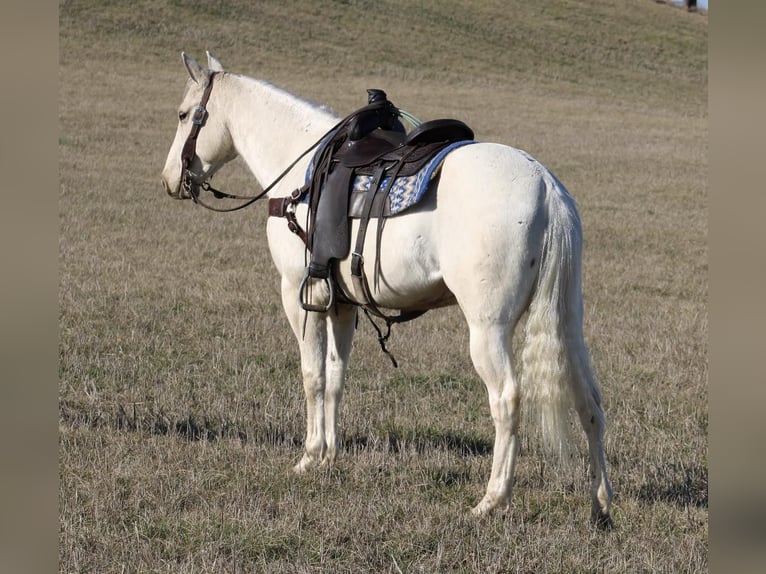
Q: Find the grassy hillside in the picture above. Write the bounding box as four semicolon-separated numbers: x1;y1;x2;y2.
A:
60;1;707;572
60;0;706;104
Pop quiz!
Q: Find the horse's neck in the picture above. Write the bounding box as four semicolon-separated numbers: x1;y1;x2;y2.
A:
222;74;338;191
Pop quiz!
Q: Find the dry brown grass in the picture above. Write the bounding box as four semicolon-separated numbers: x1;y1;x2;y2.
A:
60;1;707;571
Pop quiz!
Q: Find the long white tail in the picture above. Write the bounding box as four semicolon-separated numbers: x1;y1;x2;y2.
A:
521;171;604;458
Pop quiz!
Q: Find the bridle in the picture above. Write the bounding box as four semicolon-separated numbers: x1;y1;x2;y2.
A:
178;71;343;213
179;72;217;200
177;71;269;212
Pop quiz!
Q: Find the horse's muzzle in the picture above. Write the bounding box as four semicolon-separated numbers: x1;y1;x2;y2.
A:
161;177;190;200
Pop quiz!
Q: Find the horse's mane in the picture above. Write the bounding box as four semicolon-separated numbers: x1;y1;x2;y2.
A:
232;73;339;123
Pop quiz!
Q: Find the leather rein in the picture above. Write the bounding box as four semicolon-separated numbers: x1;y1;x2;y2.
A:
179;71;341;213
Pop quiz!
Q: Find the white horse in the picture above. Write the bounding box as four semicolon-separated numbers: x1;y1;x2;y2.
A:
160;52;612;525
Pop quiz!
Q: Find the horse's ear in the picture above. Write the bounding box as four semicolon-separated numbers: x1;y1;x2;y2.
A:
182;52;206;84
206;51;224;73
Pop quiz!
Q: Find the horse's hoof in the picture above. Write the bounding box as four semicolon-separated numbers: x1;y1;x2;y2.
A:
592;509;615;531
471;495;509;516
470;503;488;517
292;455;316;474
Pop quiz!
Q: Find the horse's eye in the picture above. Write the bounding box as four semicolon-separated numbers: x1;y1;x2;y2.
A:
178;111;188;121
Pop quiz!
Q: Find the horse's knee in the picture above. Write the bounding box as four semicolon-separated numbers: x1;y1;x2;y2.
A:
301;369;326;397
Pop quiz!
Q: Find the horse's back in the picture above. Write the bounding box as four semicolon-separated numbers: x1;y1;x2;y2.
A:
437;142;549;215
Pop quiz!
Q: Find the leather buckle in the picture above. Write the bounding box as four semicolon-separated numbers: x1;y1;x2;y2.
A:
290;184;308;201
351;252;364;277
192;105;208;126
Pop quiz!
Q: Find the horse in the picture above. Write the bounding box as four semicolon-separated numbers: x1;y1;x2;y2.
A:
160;52;613;526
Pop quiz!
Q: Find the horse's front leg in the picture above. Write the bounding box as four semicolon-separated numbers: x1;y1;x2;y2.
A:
321;303;357;467
280;277;357;472
280;278;329;473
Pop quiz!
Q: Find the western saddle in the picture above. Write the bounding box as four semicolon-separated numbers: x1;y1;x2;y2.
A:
268;89;474;329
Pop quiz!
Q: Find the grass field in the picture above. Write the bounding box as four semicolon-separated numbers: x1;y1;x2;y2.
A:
59;1;708;571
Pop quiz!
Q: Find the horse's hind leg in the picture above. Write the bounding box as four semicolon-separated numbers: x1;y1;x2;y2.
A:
466;320;521;516
569;354;613;527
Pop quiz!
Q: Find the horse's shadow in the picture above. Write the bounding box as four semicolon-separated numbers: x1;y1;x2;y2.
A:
97;403;708;510
635;462;708;509
101;402;494;458
341;427;493;457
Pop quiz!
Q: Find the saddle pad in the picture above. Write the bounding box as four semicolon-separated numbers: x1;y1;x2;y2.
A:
305;140;476;215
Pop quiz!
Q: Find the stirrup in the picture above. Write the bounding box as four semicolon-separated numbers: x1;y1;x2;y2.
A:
298;271;335;313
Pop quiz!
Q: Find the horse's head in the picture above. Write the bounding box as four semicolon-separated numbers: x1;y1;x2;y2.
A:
160;52;238;199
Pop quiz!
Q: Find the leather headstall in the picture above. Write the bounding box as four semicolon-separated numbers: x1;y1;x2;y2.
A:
179;72;218;200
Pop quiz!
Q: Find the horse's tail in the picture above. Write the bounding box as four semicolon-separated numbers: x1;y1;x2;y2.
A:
520;170;604;458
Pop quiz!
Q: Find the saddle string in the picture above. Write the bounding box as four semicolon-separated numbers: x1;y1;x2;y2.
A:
397;109;422;130
361;308;399;369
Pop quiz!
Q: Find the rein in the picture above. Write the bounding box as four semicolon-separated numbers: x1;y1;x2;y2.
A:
179;72;344;213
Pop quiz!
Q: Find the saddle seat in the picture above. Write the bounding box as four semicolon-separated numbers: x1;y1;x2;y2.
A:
337;119;474;169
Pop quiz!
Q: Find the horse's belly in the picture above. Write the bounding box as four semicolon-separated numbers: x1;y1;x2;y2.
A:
334;213;452;311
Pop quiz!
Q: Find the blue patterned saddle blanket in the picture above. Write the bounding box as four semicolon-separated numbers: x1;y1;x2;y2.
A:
305;140;476;216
